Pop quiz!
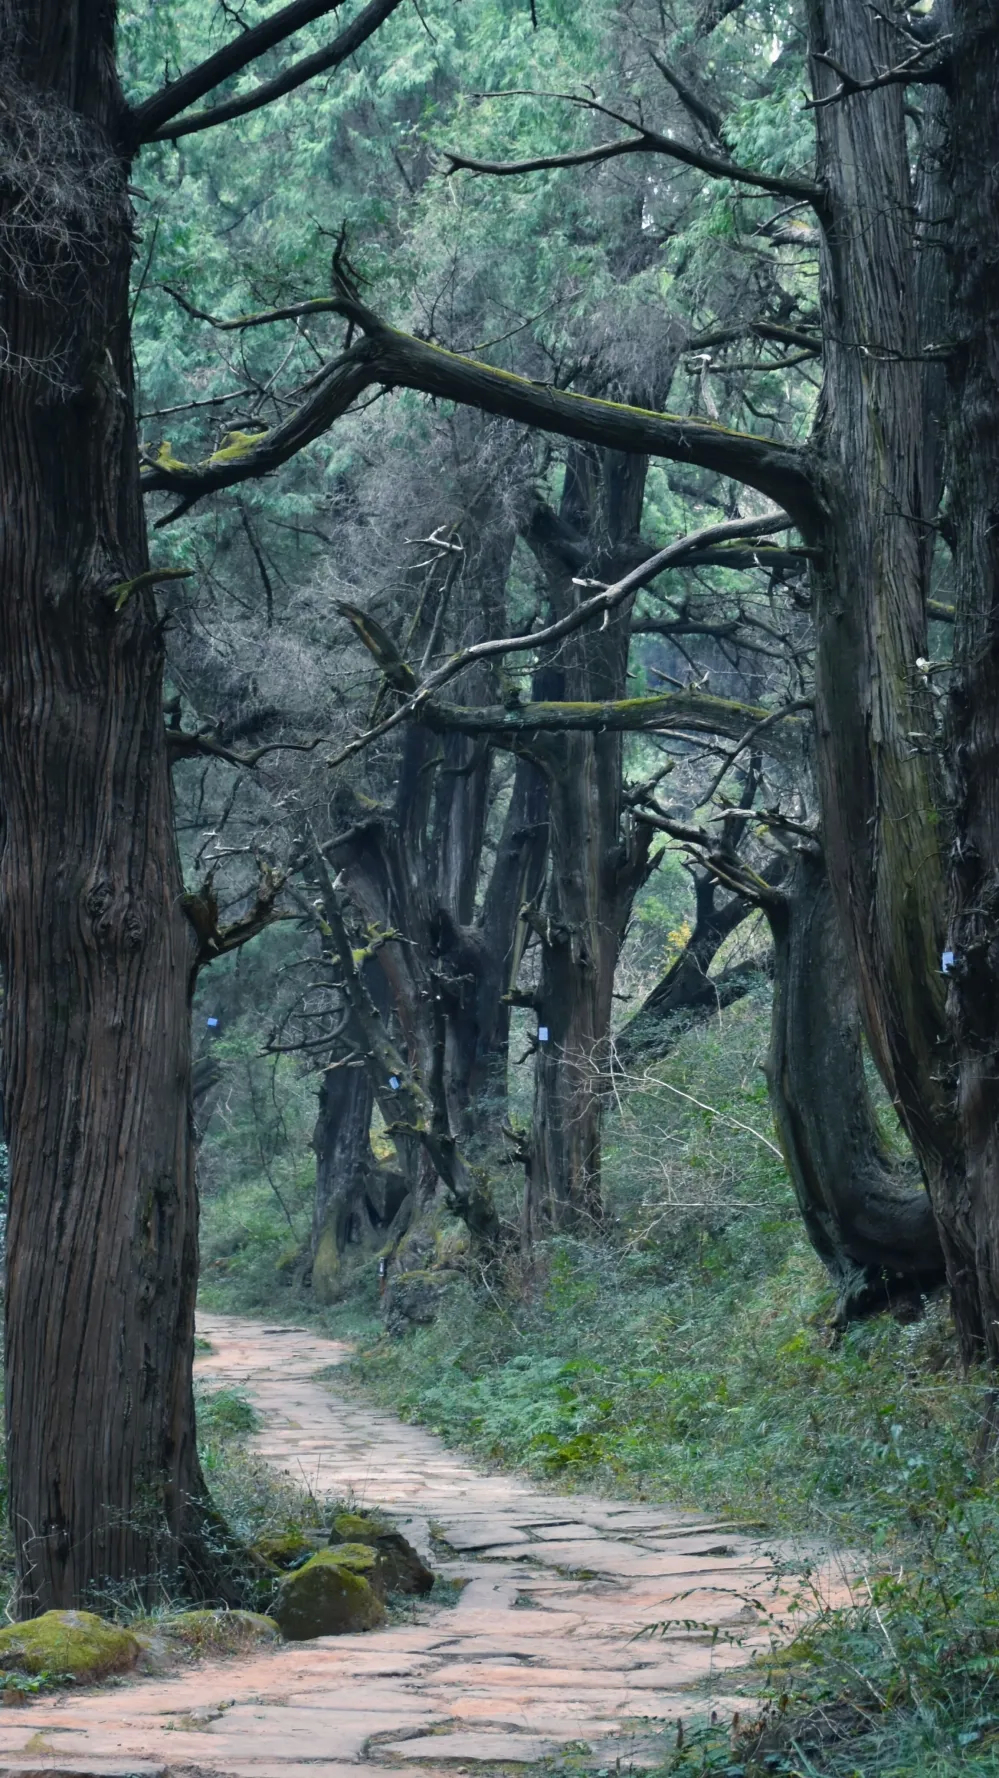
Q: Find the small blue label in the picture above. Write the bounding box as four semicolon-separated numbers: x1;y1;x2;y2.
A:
389;1075;400;1090
538;1026;549;1043
941;951;955;975
206;1017;219;1028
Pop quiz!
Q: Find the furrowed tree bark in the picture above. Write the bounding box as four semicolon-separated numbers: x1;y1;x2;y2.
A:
804;0;961;1317
0;7;220;1611
944;1;999;1365
763;850;945;1327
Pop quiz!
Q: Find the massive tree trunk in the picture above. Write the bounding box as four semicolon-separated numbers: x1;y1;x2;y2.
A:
0;9;213;1610
804;1;963;1324
763;850;945;1326
944;1;999;1365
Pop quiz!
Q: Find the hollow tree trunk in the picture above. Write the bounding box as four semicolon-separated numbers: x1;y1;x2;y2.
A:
763;851;945;1326
0;9;214;1610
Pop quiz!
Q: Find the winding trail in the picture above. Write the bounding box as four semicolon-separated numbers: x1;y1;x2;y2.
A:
0;1314;841;1778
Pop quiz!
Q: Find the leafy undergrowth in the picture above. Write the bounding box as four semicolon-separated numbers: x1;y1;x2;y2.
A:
360;1262;999;1773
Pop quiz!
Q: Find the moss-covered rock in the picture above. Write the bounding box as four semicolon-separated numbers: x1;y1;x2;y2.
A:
329;1516;434;1597
157;1609;281;1658
0;1611;139;1684
327;1540;379;1575
383;1268;459;1336
272;1549;386;1639
331;1512;385;1543
250;1530;314;1570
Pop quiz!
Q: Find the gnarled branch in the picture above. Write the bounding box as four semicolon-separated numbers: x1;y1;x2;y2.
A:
185;864;288;970
142;301;820;527
422;690;808;763
441;88;823;208
167;729;324;769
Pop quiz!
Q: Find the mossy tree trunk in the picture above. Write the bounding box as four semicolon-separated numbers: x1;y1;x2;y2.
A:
802;0;967;1329
0;5;216;1613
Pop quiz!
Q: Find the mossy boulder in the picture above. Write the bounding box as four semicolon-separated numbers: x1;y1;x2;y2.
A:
250;1529;314;1570
383;1268;458;1336
328;1539;379;1574
271;1548;386;1639
0;1611;139;1684
331;1512;385;1543
330;1514;434;1597
158;1609;281;1658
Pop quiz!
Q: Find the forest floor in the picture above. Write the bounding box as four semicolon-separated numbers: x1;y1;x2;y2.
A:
0;1313;847;1778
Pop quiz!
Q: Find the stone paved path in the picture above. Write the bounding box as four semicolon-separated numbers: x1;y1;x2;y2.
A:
0;1314;841;1778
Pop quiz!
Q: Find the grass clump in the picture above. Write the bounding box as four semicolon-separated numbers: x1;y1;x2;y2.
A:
195;1384;259;1440
193;1383;330;1558
156;1609;280;1659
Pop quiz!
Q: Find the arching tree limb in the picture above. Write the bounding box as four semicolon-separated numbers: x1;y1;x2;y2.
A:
441;90;823;207
141;310;820;527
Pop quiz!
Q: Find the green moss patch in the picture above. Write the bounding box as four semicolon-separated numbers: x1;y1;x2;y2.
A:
0;1611;139;1684
329;1515;434;1597
331;1512;385;1543
250;1529;314;1570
